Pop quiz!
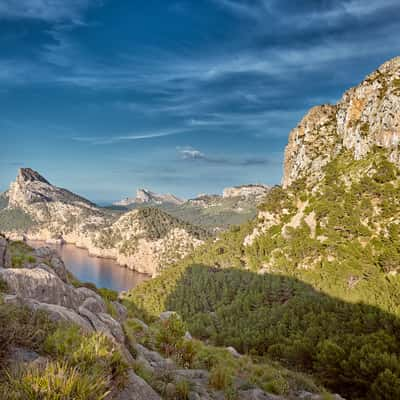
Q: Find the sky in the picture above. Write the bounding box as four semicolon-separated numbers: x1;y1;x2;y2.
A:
1;0;400;202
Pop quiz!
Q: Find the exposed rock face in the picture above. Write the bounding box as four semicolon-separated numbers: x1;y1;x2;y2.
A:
283;56;400;187
283;105;339;188
8;168;95;209
114;188;185;207
0;267;82;309
223;184;270;199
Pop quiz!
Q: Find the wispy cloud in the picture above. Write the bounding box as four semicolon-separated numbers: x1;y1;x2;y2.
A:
177;147;272;166
211;0;399;22
73;129;189;145
0;0;100;24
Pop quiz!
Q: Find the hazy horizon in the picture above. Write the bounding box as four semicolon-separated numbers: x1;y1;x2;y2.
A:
1;0;400;201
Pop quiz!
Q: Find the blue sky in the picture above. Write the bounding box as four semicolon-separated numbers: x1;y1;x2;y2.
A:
1;0;400;202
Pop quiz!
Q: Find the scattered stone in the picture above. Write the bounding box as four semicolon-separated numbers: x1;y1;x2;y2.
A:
184;331;193;340
226;346;241;358
159;310;179;321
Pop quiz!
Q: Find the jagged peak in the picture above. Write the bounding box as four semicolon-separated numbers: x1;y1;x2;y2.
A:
9;167;95;208
17;168;50;185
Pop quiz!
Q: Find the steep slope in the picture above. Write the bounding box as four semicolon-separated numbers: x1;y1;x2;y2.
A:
1;169;208;275
283;56;400;187
125;57;400;399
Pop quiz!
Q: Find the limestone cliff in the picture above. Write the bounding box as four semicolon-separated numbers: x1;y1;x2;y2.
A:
283;56;400;187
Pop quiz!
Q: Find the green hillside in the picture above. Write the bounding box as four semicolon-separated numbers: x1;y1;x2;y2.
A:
124;149;400;399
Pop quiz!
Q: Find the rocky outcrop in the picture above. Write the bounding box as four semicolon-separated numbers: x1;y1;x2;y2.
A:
283;56;400;187
114;188;185;207
0;267;82;309
223;184;270;199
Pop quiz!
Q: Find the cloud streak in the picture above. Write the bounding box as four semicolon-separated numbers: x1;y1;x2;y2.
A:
73;129;189;145
177;147;272;167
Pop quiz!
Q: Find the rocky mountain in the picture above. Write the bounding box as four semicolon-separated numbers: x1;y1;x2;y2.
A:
0;237;340;399
283;56;400;187
113;185;270;231
117;186;270;232
114;188;185;207
8;168;95;209
126;57;400;400
1;169;208;276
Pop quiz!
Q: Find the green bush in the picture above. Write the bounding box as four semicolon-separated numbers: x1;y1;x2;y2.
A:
155;315;186;356
0;303;55;362
98;287;119;302
209;364;233;390
44;325;128;387
3;361;110;400
175;379;190;400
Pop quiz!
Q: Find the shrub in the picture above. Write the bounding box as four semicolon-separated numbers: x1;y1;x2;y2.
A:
44;326;128;387
209;364;233;390
175;379;190;400
0;303;55;362
3;361;110;400
155;315;186;356
8;241;36;268
174;339;197;368
98;288;119;302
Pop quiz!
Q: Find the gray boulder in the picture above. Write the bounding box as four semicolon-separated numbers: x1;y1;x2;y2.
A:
111;370;162;400
81;296;106;314
3;294;94;332
0;267;81;309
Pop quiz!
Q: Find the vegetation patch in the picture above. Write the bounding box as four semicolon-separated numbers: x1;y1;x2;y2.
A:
125;150;400;399
8;241;36;268
2;361;110;400
0;208;36;232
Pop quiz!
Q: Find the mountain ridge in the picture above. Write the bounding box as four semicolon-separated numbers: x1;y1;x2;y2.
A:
1;169;209;276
